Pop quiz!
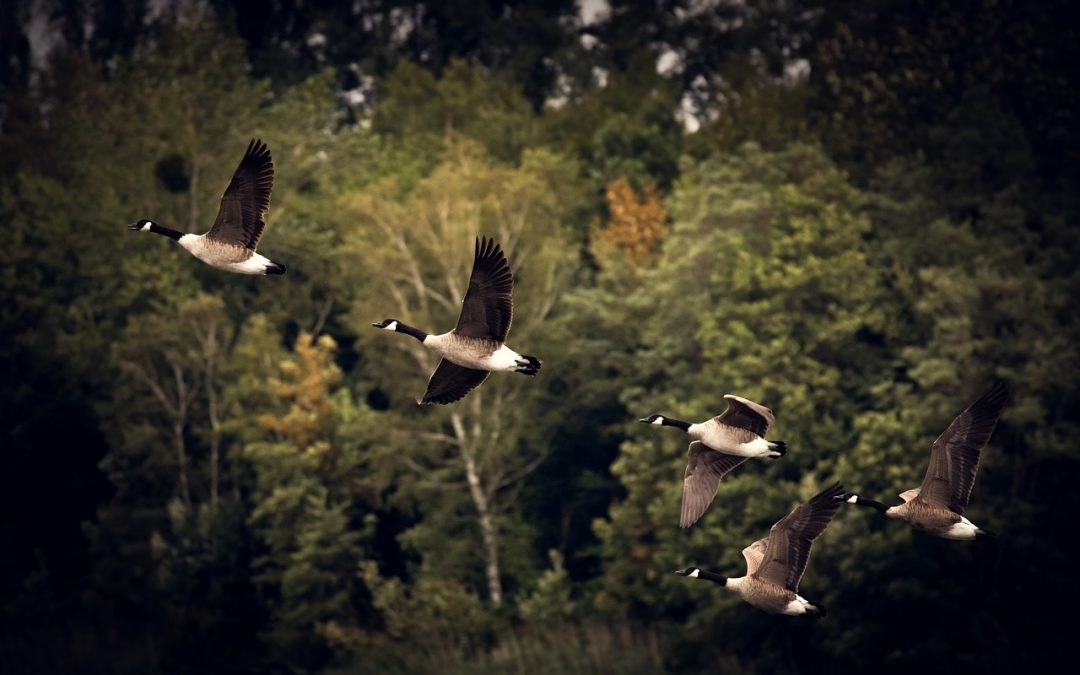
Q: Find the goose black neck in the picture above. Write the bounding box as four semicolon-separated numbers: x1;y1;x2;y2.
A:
850;495;889;513
698;570;728;586
662;417;692;432
149;224;184;241
395;322;428;342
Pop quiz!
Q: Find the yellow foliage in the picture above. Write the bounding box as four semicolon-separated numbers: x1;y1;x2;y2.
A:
593;176;667;267
258;333;342;452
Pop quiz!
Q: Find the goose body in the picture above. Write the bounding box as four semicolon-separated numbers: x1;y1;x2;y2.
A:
421;333;528;372
640;395;787;527
840;381;1008;540
676;483;845;616
373;237;541;405
128;139;286;275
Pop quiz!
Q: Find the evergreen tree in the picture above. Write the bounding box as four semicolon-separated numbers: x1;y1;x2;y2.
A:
246;332;379;667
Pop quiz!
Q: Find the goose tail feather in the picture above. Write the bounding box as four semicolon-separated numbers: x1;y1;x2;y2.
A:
514;355;541;376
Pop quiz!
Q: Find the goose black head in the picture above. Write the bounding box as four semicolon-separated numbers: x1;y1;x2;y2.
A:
372;319;400;331
128;219;152;232
639;414;666;426
674;567;701;578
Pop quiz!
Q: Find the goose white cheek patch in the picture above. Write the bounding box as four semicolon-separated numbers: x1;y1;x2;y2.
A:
142;222;152;232
652;417;665;425
689;569;700;578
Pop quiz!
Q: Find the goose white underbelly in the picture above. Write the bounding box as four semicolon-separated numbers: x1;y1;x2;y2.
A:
215;252;274;274
781;595;816;616
477;344;524;371
942;516;980;540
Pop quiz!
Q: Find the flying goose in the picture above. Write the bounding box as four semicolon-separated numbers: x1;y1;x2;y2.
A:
640;396;786;458
372;236;541;405
640;396;787;527
675;483;845;617
128;139;286;275
838;381;1008;540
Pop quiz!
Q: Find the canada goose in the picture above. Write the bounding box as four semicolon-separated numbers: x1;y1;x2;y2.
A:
838;381;1008;540
639;395;787;459
675;483;845;617
640;396;787;527
372;236;541;405
128;139;286;275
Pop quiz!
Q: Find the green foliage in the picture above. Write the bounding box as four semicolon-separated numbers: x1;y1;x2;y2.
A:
811;0;1080;179
245;334;379;666
412;623;668;675
543;57;684;193
589;143;888;623
518;550;577;624
356;560;494;659
374;59;538;163
3;3;1079;674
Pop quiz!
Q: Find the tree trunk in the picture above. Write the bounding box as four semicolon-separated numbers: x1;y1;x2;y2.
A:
174;418;192;510
455;411;502;605
171;360;192;510
207;387;220;507
205;361;221;508
465;447;502;605
187;160;200;230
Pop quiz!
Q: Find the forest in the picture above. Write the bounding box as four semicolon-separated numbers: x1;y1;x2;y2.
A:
1;1;1078;673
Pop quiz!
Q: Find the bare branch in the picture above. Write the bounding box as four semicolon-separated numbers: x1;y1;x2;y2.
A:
311;294;335;337
414;431;461;446
494;450;552;493
130;361;178;417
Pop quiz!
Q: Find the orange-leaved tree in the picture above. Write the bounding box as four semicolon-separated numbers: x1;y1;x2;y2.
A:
593;176;667;267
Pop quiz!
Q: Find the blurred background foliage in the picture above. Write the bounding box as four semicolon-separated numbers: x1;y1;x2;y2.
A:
1;1;1078;673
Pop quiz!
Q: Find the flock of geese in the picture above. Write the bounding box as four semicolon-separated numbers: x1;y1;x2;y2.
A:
130;139;1011;619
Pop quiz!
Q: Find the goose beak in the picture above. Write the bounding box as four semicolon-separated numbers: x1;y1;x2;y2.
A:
673;569;687;576
638;417;651;424
127;222;142;231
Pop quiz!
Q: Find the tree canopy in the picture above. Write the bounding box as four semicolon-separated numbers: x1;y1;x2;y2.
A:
1;1;1077;673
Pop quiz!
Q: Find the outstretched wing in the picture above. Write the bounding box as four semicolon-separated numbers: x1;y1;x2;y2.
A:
898;488;921;503
714;395;775;436
454;237;514;341
419;359;490;405
206;138;274;250
680;442;748;528
741;537;769;576
917;381;1008;513
753;483;845;592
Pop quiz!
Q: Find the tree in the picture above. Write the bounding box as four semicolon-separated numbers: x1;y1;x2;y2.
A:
592;176;667;268
810;0;1080;179
245;331;379;667
113;306;204;511
590;143;895;669
374;58;538;163
339;138;582;605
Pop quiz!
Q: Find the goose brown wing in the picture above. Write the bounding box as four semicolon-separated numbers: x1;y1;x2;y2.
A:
917;381;1008;513
680;442;748;527
206;139;274;250
714;395;775;436
753;483;844;592
454;237;514;341
419;359;490;405
741;537;769;576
